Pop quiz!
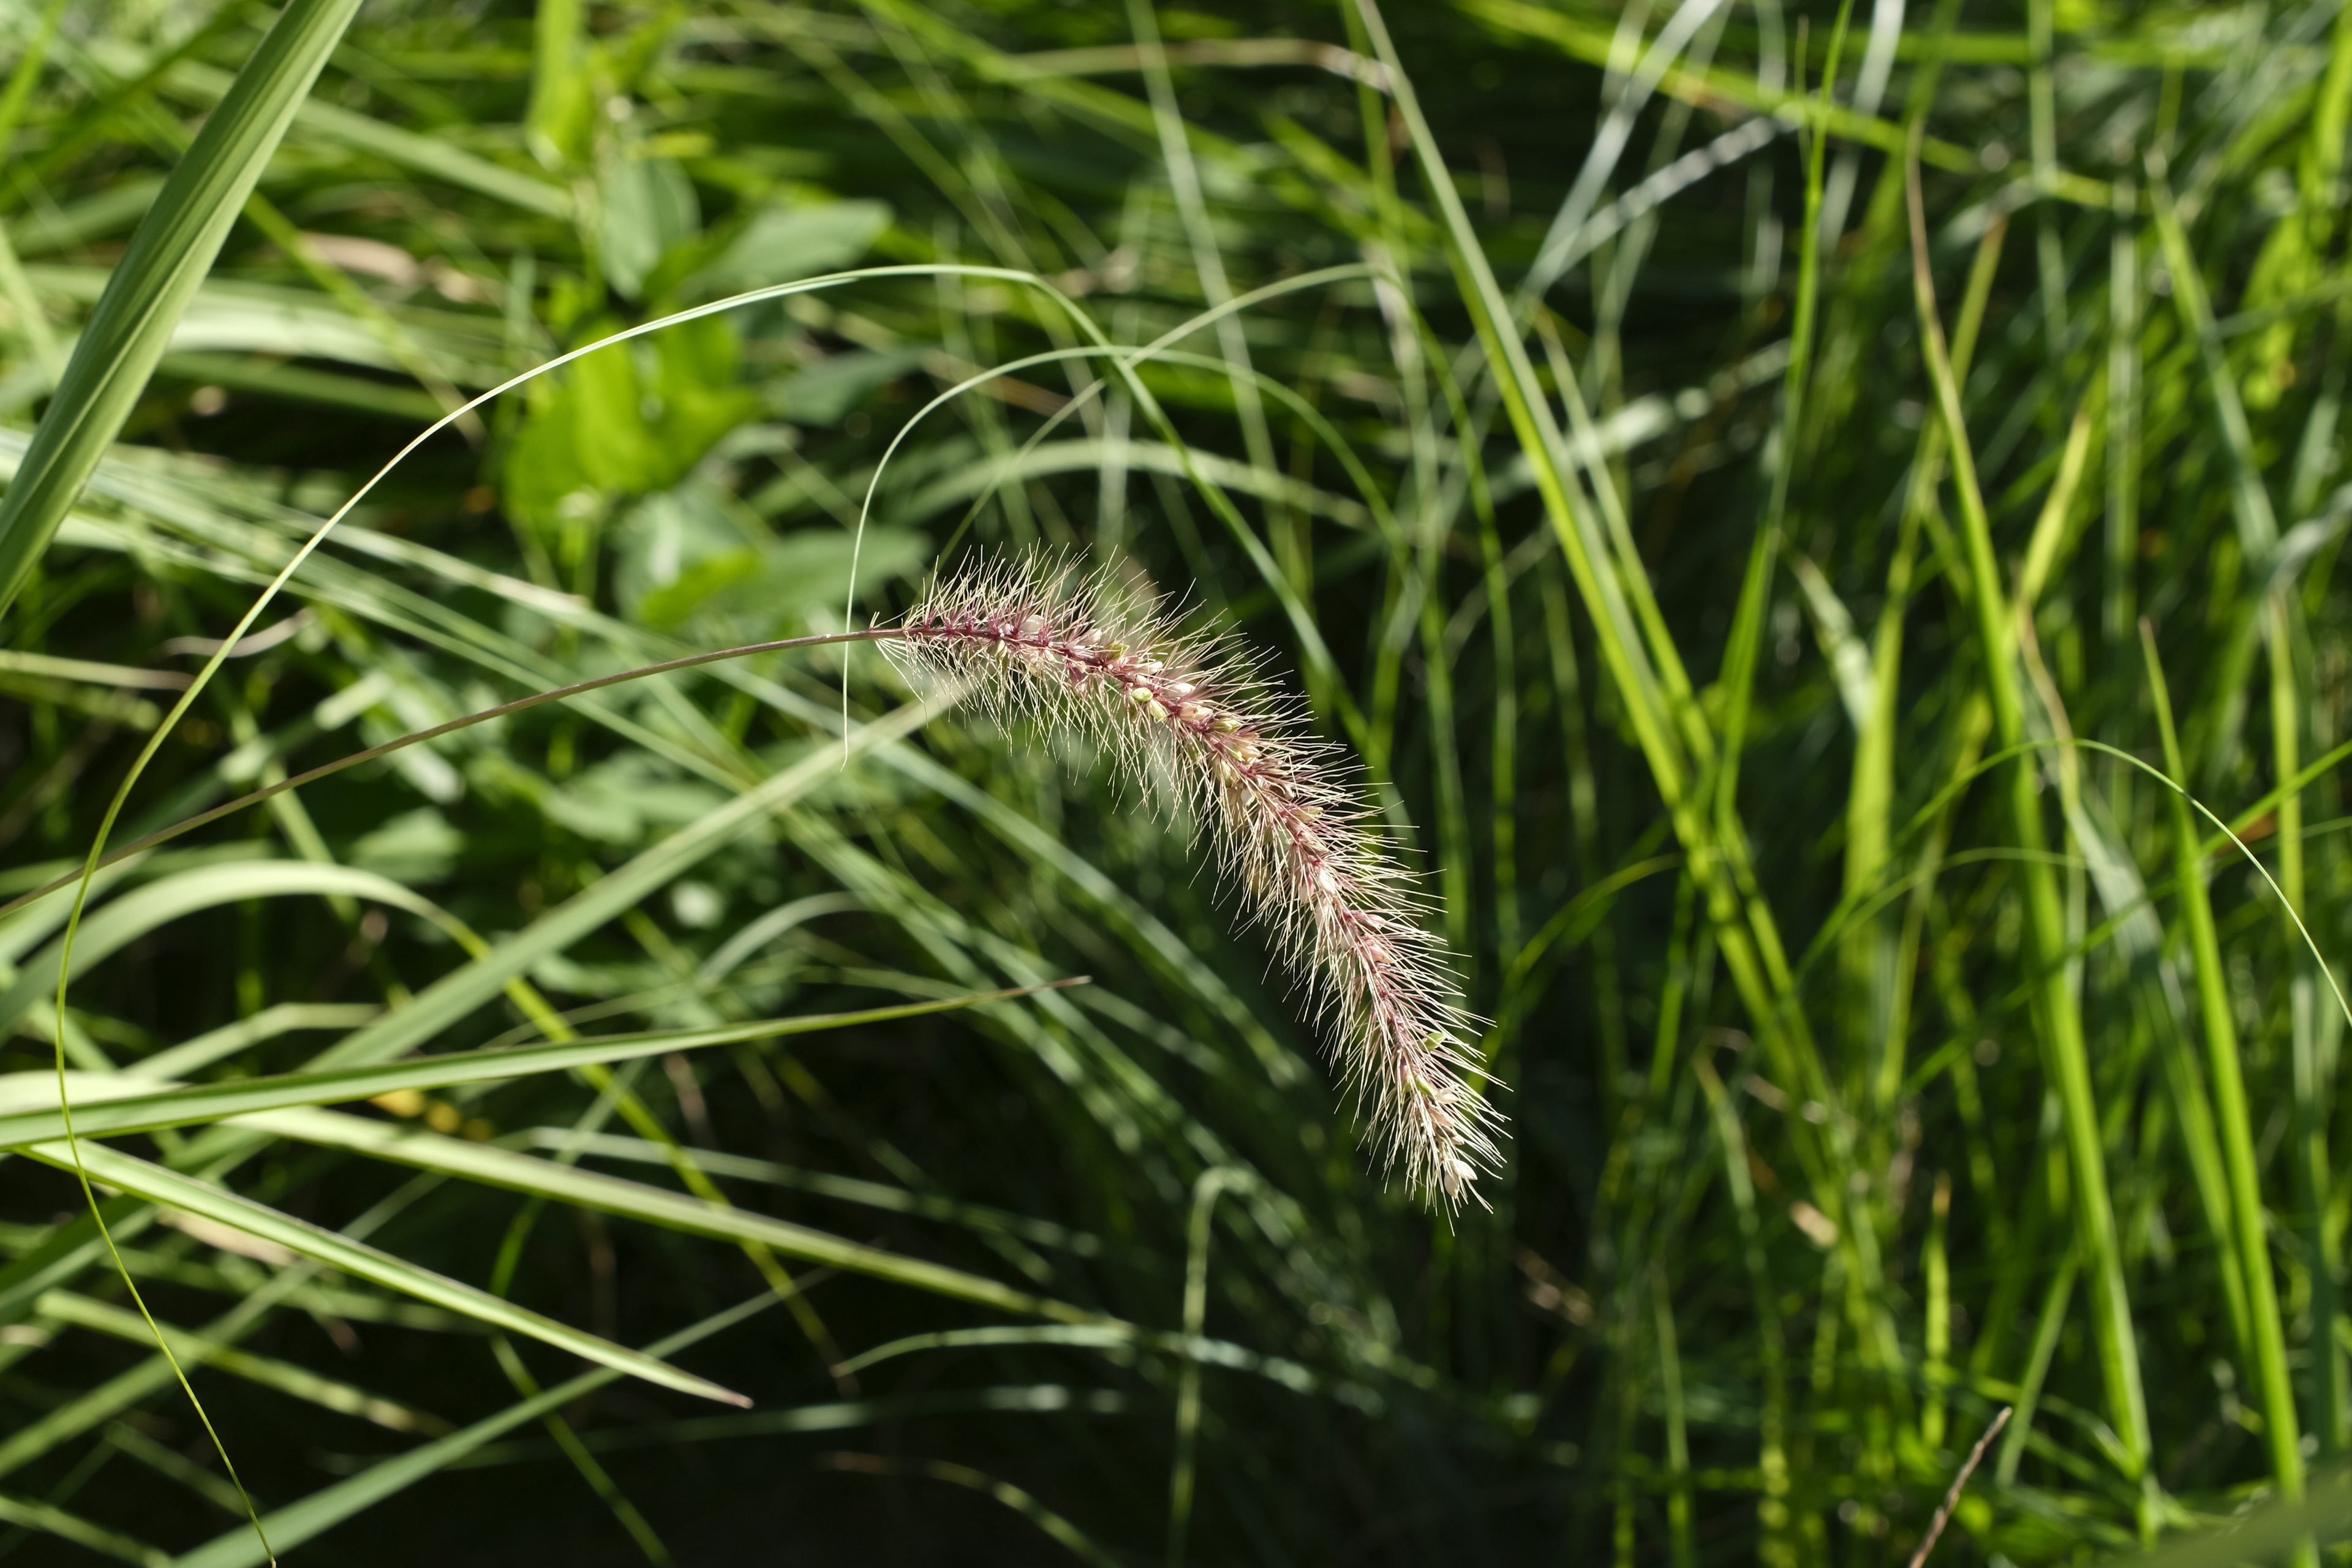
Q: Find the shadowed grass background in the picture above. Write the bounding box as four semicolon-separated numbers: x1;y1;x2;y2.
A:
0;0;2347;1563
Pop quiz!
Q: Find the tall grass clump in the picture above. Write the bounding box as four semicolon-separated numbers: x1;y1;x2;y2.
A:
6;0;2352;1563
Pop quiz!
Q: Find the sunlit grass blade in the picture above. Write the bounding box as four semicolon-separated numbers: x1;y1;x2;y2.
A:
1907;134;2151;1502
0;986;1078;1147
2143;622;2307;1518
35;1291;449;1434
241;1106;1104;1324
0;0;363;615
167;1292;790;1568
15;1140;749;1407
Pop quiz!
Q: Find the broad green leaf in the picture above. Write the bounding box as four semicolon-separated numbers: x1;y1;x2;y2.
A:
502;315;760;526
600;156;698;300
691;200;892;298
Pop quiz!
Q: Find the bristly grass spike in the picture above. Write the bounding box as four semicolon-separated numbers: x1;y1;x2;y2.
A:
884;556;1504;1212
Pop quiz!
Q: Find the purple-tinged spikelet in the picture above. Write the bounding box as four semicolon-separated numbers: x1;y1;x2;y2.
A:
882;559;1502;1212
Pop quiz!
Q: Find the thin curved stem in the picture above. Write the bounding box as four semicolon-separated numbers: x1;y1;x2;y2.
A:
0;628;902;922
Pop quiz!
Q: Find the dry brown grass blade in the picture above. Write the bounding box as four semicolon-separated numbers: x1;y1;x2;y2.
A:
1909;1406;2015;1568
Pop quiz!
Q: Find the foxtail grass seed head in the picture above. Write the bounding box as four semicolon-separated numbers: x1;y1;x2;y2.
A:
884;559;1503;1211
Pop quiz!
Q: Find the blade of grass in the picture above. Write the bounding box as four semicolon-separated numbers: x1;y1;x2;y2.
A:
168;1291;788;1568
0;1488;166;1568
524;1128;1104;1256
1863;215;2007;1117
2152;167;2345;1465
35;1291;449;1436
0;988;1077;1147
823;1453;1120;1568
14;1139;749;1407
0;0;364;616
1907;132;2152;1511
236;1106;1106;1325
2143;620;2308;1536
1165;1167;1246;1568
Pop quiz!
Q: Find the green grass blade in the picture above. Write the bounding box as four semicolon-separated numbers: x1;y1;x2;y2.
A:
15;1140;748;1408
165;60;573;217
0;1488;167;1568
2142;623;2307;1515
0;987;1072;1147
0;861;446;1033
1906;140;2152;1499
526;1129;1105;1255
293;692;951;1074
0;0;363;616
36;1291;448;1434
168;1292;789;1568
240;1106;1101;1325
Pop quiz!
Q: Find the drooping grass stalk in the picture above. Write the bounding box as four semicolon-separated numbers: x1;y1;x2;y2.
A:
887;559;1499;1207
18;252;1355;1568
1906;140;2153;1509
